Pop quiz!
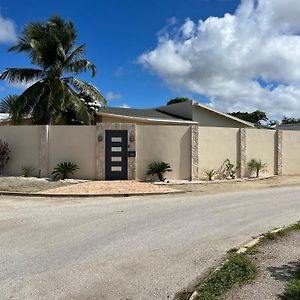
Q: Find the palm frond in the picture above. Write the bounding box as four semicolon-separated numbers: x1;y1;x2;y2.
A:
62;44;86;66
0;68;44;84
0;94;18;113
62;77;106;105
65;59;96;77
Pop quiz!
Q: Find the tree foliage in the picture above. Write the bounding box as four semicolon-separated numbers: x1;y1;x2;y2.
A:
0;16;106;125
282;116;300;124
167;97;190;106
229;110;268;127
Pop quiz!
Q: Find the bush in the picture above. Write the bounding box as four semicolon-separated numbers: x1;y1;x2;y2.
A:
247;159;267;178
219;159;238;179
21;166;35;177
52;162;79;180
204;169;218;181
0;140;10;174
146;162;172;181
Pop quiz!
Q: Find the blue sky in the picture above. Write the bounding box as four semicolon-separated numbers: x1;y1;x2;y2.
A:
0;0;240;109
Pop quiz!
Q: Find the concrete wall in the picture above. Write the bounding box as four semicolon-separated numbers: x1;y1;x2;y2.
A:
0;126;40;176
136;125;191;180
245;129;276;176
48;126;96;180
198;127;239;178
282;130;300;174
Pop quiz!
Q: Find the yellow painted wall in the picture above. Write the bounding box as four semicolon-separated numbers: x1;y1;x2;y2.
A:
282;130;300;174
48;126;96;179
136;125;191;180
198;127;239;178
245;129;275;176
0;126;40;176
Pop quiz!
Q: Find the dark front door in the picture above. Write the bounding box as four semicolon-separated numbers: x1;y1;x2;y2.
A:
105;130;128;180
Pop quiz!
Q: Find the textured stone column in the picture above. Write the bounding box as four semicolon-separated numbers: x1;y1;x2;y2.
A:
190;125;199;181
275;130;283;175
38;125;49;178
239;128;247;178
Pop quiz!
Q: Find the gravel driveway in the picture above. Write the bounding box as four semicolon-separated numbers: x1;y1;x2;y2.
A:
0;186;300;299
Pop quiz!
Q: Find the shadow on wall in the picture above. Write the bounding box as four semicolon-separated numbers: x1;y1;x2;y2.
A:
179;129;191;180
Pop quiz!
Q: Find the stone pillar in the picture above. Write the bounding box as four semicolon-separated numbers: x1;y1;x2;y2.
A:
191;125;199;181
239;128;247;178
275;130;283;175
39;125;49;177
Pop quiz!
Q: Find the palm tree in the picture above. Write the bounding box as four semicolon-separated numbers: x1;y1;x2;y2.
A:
0;16;106;125
0;94;19;123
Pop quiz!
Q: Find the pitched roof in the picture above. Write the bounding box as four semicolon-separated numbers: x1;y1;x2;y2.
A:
97;107;197;124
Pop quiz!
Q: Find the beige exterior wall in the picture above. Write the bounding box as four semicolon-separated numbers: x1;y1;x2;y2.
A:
282;130;300;174
193;107;250;128
0;126;40;176
136;125;191;180
245;129;275;176
198;127;239;178
48;126;96;179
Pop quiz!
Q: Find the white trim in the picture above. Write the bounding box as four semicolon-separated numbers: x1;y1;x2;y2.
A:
192;101;254;127
96;111;197;125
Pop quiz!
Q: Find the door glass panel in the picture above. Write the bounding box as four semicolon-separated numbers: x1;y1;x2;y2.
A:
111;157;122;162
111;137;122;142
111;166;122;172
111;147;122;152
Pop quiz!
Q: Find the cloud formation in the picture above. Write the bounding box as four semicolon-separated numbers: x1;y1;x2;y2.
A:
139;0;300;119
106;91;122;101
0;10;17;44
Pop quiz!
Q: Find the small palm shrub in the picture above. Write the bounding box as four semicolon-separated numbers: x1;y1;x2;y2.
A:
0;140;10;174
52;162;79;180
146;162;172;182
21;166;35;177
247;159;267;178
204;169;218;181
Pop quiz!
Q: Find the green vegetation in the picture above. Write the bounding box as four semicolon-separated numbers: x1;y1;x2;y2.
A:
21;166;35;177
146;161;172;181
167;97;190;106
52;162;79;179
229;110;268;127
247;159;267;178
204;169;218;181
282;116;300;125
285;266;300;300
194;254;256;300
264;222;300;241
0;140;10;174
0;16;106;125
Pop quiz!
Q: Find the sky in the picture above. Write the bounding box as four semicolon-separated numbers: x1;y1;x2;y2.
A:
0;0;300;120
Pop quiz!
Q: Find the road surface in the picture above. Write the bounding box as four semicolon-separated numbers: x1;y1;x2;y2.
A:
0;186;300;299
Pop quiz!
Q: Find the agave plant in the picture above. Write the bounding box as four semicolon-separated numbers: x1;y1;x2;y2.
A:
0;16;106;125
204;169;218;181
52;162;79;180
247;159;267;178
146;161;172;182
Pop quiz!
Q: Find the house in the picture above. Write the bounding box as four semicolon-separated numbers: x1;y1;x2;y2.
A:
96;100;254;128
276;123;300;131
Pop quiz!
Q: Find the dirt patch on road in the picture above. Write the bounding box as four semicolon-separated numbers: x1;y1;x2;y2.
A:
171;175;300;195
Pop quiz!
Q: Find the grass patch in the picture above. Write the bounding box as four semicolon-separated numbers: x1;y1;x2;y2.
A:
284;266;300;299
194;254;256;300
264;222;300;241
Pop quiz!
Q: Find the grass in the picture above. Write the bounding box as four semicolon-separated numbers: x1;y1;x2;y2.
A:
264;222;300;240
194;254;256;300
285;266;300;299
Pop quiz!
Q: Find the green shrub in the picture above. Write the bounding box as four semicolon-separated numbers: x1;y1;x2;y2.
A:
52;162;79;180
21;166;35;177
204;169;218;181
247;159;267;178
146;162;172;181
0;140;10;174
285;266;300;299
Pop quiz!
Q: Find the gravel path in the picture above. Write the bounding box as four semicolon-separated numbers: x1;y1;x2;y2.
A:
223;231;300;300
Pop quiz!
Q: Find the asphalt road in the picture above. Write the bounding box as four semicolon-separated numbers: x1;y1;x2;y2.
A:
0;186;300;300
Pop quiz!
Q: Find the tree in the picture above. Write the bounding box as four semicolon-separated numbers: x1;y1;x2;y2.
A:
0;94;19;123
0;16;106;125
229;110;268;127
282;116;300;124
167;97;190;105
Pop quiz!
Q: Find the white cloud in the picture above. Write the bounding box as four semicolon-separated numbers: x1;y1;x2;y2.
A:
0;10;17;44
118;103;130;108
105;91;122;101
139;0;300;119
